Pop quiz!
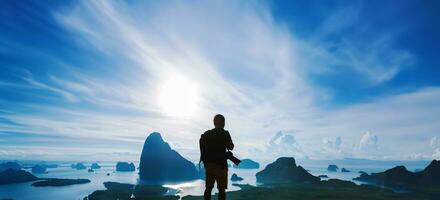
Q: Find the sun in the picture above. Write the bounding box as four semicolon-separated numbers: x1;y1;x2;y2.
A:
157;75;199;117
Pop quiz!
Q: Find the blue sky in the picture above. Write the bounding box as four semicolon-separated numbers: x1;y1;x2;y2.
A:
1;0;440;162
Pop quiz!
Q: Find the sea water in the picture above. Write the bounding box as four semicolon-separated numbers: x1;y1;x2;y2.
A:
0;159;431;200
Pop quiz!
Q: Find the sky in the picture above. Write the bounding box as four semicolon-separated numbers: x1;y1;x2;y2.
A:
1;0;440;162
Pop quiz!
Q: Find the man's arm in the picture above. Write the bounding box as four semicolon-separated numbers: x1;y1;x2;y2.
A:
226;131;234;150
199;134;205;161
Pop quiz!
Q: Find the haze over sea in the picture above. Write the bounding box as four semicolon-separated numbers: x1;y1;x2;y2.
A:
0;159;430;200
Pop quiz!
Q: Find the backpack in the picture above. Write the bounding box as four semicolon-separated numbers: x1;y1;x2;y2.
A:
199;129;230;169
199;132;208;165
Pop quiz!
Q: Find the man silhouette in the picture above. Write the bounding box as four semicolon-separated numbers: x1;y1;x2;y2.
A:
200;114;234;200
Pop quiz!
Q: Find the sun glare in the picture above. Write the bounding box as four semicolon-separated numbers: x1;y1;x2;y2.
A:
157;75;199;117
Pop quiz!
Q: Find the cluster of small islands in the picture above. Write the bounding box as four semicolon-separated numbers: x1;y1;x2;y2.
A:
1;132;439;200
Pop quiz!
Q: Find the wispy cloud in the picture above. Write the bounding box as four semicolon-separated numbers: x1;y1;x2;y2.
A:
0;0;437;162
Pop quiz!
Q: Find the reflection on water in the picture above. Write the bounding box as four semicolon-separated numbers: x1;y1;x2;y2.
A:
163;168;259;198
0;160;430;200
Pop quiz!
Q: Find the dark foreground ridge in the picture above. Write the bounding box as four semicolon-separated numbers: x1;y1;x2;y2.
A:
83;182;178;200
84;180;430;200
32;178;90;187
139;132;198;183
182;181;428;200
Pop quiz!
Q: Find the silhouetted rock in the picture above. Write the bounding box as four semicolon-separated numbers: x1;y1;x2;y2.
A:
256;157;319;184
0;162;22;172
327;165;338;172
139;132;198;182
32;178;90;187
318;175;329;178
419;160;440;182
71;163;86;170
0;169;38;185
116;162;135;172
91;163;101;169
353;160;440;189
230;173;243;182
31;165;47;174
341;168;350;173
233;159;259;169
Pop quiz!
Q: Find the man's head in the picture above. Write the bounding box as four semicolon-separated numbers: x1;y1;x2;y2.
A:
213;114;225;129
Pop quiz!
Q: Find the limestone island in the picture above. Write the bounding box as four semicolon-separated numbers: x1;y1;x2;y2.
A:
91;163;101;169
32;178;90;187
341;168;350;173
116;162;135;172
256;157;319;184
71;163;87;170
0;162;22;172
327;164;338;172
139;132;198;183
230;173;244;182
233;159;260;169
0;169;38;185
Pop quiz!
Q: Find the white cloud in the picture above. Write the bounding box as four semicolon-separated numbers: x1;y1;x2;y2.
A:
319;136;345;159
359;131;379;151
323;136;342;150
433;149;440;160
265;131;306;160
430;136;440;148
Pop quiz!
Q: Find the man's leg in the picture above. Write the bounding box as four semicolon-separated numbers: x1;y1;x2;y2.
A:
204;163;215;200
217;166;227;200
204;186;213;200
218;189;226;200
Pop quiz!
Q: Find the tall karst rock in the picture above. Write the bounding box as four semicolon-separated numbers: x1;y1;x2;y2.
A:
139;132;199;183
